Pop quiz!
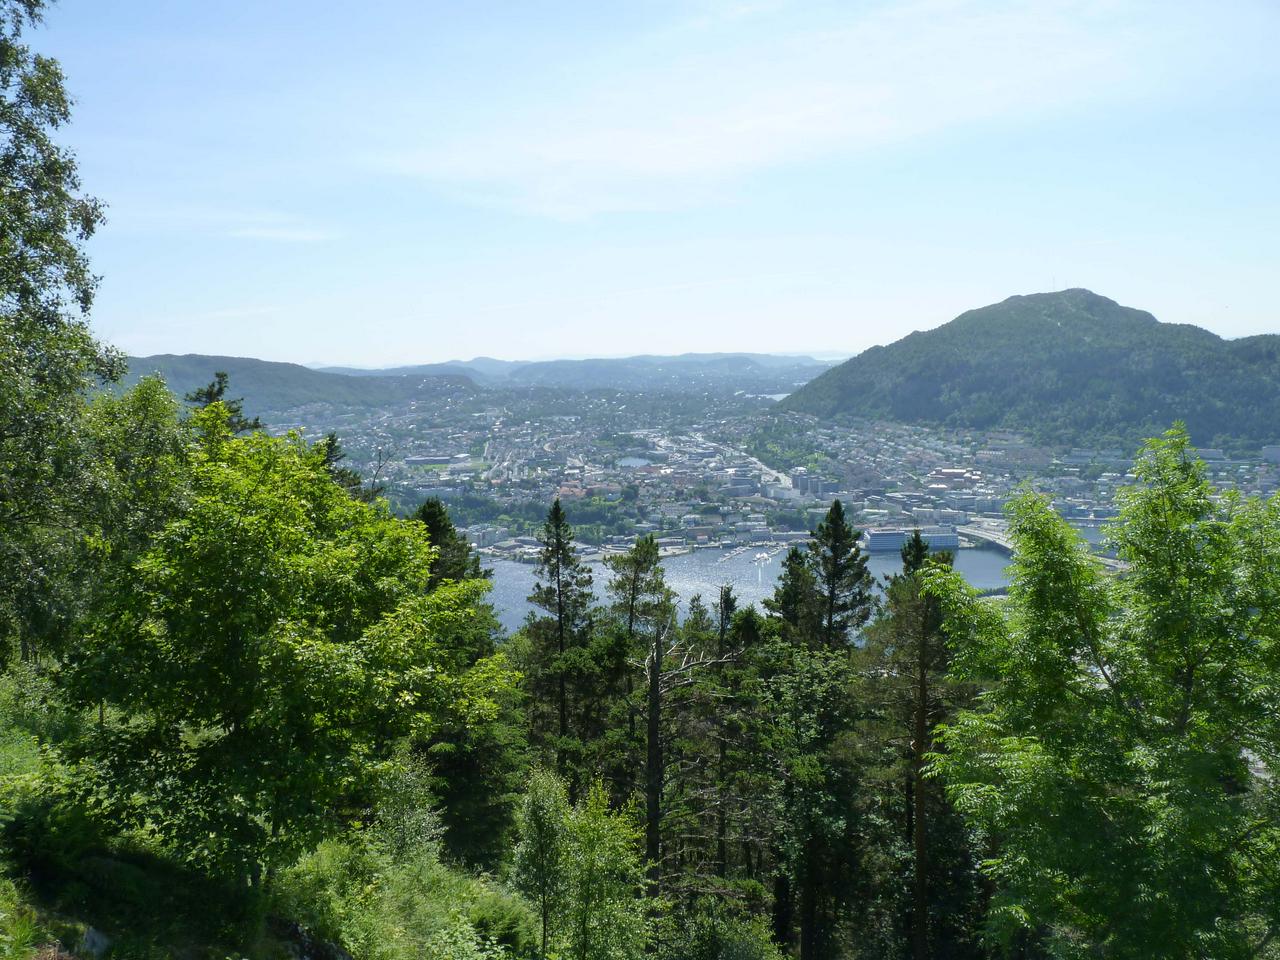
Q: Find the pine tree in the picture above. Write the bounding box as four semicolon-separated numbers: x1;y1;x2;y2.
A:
807;499;873;648
762;546;819;643
759;505;876;959
862;530;980;959
601;534;668;795
316;431;384;502
522;499;597;791
183;370;263;433
711;585;737;879
412;495;487;588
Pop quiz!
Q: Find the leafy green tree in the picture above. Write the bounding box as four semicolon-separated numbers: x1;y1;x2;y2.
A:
0;0;120;661
561;784;650;960
67;405;516;885
80;377;188;560
514;768;570;960
403;501;511;868
515;774;650;960
665;908;784;960
183;370;262;433
414;595;525;869
930;427;1280;958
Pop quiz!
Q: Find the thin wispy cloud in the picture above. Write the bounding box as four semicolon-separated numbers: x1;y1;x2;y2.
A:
370;0;1224;218
225;225;335;243
55;0;1280;361
105;202;336;243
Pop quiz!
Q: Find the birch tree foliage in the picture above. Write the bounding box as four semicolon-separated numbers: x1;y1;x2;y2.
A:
928;426;1280;958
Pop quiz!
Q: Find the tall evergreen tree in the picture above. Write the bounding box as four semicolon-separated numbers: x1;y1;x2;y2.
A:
412;495;487;589
762;546;820;642
183;370;263;433
601;534;669;795
522;499;597;791
601;535;674;887
862;530;981;960
711;585;737;879
316;431;384;502
763;639;865;960
758;505;877;959
808;499;873;648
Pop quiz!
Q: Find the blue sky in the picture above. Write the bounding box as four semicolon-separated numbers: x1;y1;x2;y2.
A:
38;0;1280;365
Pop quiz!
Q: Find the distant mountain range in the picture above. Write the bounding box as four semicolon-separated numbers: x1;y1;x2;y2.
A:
126;294;1280;451
123;351;833;414
122;354;475;414
781;289;1280;451
316;352;831;391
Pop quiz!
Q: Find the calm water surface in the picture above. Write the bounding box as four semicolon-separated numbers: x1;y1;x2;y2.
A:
485;545;1012;633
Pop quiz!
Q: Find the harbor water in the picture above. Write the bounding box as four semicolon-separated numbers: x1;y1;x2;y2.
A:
484;544;1013;633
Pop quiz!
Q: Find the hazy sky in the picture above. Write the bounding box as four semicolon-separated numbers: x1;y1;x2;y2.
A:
39;0;1280;365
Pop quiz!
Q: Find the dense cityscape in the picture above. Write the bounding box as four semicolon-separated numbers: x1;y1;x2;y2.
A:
268;382;1280;564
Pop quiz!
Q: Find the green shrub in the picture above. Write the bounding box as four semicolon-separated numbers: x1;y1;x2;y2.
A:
660;902;783;960
275;833;529;960
0;664;82;746
0;879;42;960
0;752;103;875
466;887;537;959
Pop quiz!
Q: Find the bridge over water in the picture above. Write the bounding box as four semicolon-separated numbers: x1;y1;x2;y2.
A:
958;524;1130;573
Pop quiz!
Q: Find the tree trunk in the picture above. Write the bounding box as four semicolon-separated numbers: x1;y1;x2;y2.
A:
715;599;730;878
626;589;639;743
716;738;728;877
799;847;819;960
912;628;930;960
772;871;793;948
555;557;568;788
645;628;662;894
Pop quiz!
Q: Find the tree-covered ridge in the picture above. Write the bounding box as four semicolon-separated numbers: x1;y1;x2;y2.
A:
124;351;830;413
122;353;475;415
782;288;1280;451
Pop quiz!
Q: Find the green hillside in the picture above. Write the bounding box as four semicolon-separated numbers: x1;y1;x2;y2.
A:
782;289;1280;450
123;354;474;414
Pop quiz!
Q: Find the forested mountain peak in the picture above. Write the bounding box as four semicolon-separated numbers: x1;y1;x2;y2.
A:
781;289;1278;450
